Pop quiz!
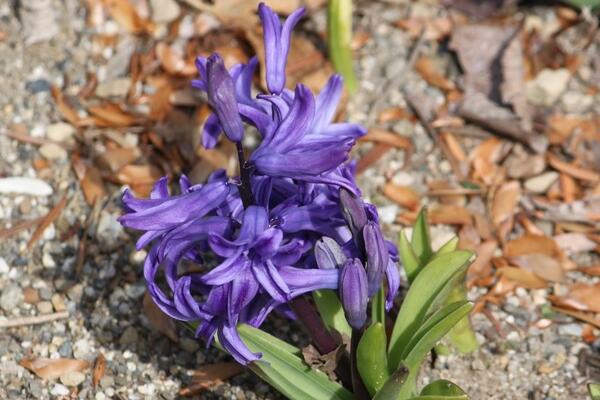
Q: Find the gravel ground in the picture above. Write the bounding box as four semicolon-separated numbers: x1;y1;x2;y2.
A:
0;0;598;399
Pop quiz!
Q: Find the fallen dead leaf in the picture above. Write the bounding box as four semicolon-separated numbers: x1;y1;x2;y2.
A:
117;164;162;186
26;195;67;250
491;180;520;227
547;153;600;183
577;264;600;276
504;234;560;258
415;56;456;92
466;239;497;286
497;266;547;289
395;16;454;41
383;183;420;211
377;107;411;123
143;291;178;342
78;164;107;206
102;0;154;34
156;43;197;76
429;204;472;225
20;357;90;380
87;103;140;127
441;131;466;162
51;86;80;126
508;253;566;283
95;147;138;173
551;283;600;313
553;233;597;254
179;362;243;396
356;143;393;175
359;129;412;150
92;353;106;387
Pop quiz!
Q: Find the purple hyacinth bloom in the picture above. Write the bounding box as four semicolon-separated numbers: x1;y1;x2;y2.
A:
363;221;389;296
206;54;244;143
339;258;368;329
258;3;305;94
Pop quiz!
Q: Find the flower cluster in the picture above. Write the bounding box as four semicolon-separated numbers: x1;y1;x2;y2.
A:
119;3;399;364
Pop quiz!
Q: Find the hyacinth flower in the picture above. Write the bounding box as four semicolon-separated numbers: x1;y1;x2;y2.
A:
118;3;477;399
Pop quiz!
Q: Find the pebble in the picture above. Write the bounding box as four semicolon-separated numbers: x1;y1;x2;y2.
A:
46;122;75;142
23;287;40;304
60;371;85;387
558;323;582;337
524;172;559;194
39;287;52;301
36;301;53;314
42;252;56;269
119;326;139;346
96;211;124;248
0;177;53;196
50;384;70;396
0;284;24;313
51;294;66;311
179;337;200;353
95;77;132;98
526;68;571;106
149;0;180;23
0;257;9;275
561;91;594;113
39;143;68;161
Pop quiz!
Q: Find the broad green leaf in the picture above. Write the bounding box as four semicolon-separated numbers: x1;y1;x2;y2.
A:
445;284;478;353
396;302;473;399
357;322;389;396
388;251;474;369
399;230;420;282
372;363;410;400
589;383;600;400
372;287;386;328
435;237;459;255
313;290;352;337
411;208;433;267
328;0;357;93
238;324;354;400
565;0;600;8
420;380;467;397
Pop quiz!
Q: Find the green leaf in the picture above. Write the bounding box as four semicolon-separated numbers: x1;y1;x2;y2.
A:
399;230;420;282
395;302;473;399
327;0;357;93
372;363;410;400
313;290;352;338
357;322;390;396
388;251;474;369
411;208;433;266
420;380;467;397
445;284;478;354
435;237;459;255
564;0;600;8
589;383;600;400
372;287;386;328
238;324;354;400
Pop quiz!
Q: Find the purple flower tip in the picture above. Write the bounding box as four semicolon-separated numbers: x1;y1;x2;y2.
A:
207;54;244;143
363;221;389;297
339;258;368;330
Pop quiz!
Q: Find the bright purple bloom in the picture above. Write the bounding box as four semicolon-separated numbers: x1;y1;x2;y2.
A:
339;258;368;329
120;3;401;366
258;3;305;94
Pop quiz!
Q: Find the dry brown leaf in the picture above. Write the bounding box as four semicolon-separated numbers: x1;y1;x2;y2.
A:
117;165;162;186
491;180;520;226
441;132;466;162
553;233;597;254
143;291;178;342
497;266;547;289
156;43;197;76
95;147;138;173
87;103;139;127
504;234;560;258
356;143;393;175
79;164;107;206
577;264;600;276
92;354;106;387
470;137;504;185
415;56;455;92
508;253;565;283
429;204;472;225
102;0;154;34
547;153;600;182
51;86;80;126
466;239;497;285
20;357;90;380
554;283;600;313
383;183;420;211
395;17;454;41
552;306;600;330
359;129;412;149
377;107;411;123
179;362;243;396
26;196;67;250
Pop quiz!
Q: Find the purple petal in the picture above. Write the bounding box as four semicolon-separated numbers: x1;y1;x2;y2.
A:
339;258;368;329
237;206;269;243
363;221;389;297
254;228;283;259
312;74;343;131
228;269;260;324
339;188;368;236
217;321;261;365
201;253;247;285
207;54;244;142
150;176;169;199
202;113;222;149
385;260;400;310
278;266;339;296
252;261;290;303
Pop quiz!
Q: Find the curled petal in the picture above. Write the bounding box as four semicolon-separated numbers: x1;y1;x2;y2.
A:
202;113;222;149
218;320;261;365
312;74;343;131
252;261;290;303
201;252;247;285
385;260;400;311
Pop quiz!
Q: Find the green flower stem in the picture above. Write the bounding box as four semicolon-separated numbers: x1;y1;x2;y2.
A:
351;327;371;400
328;0;358;93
